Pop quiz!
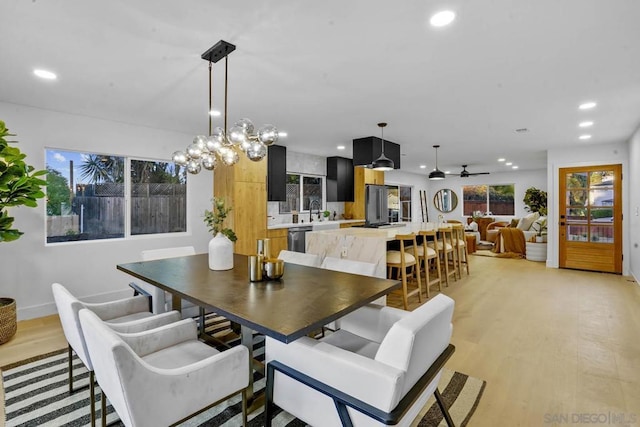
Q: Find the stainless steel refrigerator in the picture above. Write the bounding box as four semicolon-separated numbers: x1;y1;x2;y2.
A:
365;184;389;227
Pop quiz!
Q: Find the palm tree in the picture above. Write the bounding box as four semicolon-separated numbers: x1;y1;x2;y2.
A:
79;155;124;183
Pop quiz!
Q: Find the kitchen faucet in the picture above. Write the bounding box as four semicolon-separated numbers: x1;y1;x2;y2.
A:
309;200;321;222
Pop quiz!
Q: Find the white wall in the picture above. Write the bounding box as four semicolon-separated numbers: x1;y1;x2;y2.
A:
0;103;212;320
626;127;640;282
547;141;630;274
425;169;547;222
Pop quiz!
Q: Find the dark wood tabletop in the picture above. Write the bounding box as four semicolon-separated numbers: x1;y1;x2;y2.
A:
117;253;400;343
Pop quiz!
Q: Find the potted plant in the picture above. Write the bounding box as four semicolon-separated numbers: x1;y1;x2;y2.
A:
204;197;236;270
531;217;547;243
523;187;547;216
323;210;331;221
1;120;47;344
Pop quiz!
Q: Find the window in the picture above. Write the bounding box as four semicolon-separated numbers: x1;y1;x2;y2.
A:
279;173;325;213
130;159;187;235
45;150;186;243
463;184;514;216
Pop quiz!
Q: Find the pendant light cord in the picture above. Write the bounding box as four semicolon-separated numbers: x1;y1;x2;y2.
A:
224;56;229;135
208;62;212;136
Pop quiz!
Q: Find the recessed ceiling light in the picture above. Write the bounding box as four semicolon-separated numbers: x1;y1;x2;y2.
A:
430;10;456;27
337;145;345;150
506;162;513;166
419;165;427;169
579;134;592;140
278;132;288;137
209;110;221;117
33;69;57;80
498;158;506;162
512;166;519;169
579;101;597;110
579;121;593;128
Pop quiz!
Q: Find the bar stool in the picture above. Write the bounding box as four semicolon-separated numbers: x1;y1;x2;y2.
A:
430;226;456;286
418;229;442;298
387;233;423;310
451;223;470;276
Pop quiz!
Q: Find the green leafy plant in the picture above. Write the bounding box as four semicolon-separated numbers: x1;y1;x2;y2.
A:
0;120;47;242
323;210;330;218
531;217;547;237
523;187;547;216
203;197;237;242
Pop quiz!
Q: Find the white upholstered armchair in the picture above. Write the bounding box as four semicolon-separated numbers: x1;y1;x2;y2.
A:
79;308;250;427
52;283;181;427
265;294;456;426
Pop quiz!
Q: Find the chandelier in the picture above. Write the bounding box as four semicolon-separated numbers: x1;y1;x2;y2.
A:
171;40;279;174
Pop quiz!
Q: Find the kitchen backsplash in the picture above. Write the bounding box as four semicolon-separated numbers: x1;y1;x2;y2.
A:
267;151;345;225
267;201;345;225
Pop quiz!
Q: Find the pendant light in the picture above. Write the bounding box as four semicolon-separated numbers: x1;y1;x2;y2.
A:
428;145;446;180
171;40;279;174
371;122;394;171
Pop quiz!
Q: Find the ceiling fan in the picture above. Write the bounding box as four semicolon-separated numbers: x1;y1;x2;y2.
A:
454;165;491;178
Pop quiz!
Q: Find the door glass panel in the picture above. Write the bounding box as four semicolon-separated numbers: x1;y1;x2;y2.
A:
589;189;614;207
590;208;614;223
590;225;613;243
566;208;587;221
589;170;614;185
566;190;587;206
566;172;588;189
567;224;588;241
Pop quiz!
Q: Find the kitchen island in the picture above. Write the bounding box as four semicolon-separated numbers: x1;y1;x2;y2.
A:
306;222;446;278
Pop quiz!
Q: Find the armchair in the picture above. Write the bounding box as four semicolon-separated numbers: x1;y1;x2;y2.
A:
52;283;181;427
79;309;250;427
265;294;456;426
485;221;509;243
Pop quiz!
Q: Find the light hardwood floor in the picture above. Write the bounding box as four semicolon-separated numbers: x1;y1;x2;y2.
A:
2;255;639;426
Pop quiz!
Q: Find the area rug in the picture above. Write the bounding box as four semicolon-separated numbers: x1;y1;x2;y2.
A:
2;348;485;427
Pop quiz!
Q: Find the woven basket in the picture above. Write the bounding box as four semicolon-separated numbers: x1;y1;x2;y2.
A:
0;297;17;345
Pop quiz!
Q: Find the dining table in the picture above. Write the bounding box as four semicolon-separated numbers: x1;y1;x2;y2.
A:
117;252;401;399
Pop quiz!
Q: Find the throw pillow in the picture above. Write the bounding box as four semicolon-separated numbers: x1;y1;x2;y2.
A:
517;212;540;231
509;219;519;228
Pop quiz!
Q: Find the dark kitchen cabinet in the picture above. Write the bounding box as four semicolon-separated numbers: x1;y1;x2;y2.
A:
352;136;401;169
326;156;354;202
267;145;286;201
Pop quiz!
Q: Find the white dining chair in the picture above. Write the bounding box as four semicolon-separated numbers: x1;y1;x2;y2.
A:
265;294;456;426
139;246;197;316
79;308;250;427
320;257;379;330
320;256;377;276
52;283;181;427
277;250;321;267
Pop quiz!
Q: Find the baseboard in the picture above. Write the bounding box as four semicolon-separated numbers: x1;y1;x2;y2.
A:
17;288;135;321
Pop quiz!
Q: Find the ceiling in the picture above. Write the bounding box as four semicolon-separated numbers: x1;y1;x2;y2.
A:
2;0;640;176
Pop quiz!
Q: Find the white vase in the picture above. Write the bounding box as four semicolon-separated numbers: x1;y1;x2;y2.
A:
208;233;234;270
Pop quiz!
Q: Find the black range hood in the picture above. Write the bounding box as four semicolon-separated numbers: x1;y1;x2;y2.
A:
352;136;401;169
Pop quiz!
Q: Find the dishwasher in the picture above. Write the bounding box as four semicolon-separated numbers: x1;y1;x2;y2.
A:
287;226;313;253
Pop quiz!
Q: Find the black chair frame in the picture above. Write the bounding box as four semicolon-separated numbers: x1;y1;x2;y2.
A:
265;344;456;426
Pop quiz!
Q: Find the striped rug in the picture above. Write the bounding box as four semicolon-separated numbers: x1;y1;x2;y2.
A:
2;344;485;427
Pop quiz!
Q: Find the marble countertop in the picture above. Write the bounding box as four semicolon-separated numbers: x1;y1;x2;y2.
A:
307;222;453;241
267;219;365;230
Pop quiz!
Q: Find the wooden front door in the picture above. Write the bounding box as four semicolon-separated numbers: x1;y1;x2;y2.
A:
559;164;622;273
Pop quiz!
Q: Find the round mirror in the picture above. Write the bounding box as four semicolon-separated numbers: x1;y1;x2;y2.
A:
434;189;458;213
